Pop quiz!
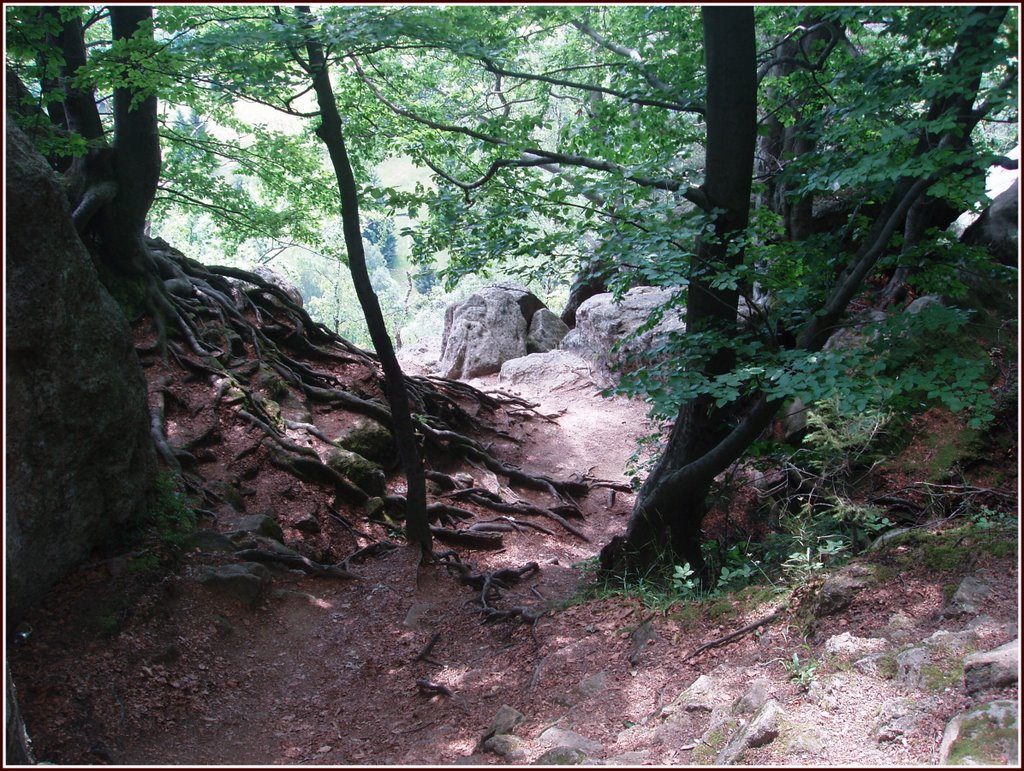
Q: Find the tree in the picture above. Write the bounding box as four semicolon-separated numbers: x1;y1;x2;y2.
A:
294;5;432;554
8;5;1014;580
331;5;1015;578
601;6;757;573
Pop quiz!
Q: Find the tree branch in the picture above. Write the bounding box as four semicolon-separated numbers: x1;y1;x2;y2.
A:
568;19;679;99
482;56;702;115
352;56;709;209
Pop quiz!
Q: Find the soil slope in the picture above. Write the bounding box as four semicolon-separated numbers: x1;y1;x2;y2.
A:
8;339;1019;766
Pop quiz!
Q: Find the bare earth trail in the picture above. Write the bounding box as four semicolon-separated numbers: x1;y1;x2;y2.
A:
11;368;1019;765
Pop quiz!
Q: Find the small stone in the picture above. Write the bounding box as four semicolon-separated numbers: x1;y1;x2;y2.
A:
293;513;321;534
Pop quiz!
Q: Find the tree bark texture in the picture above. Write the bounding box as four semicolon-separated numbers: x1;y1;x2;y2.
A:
613;7;758;576
299;10;432;553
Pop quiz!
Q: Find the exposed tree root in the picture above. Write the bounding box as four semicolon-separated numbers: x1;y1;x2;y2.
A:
429;527;504;550
233;548;362;580
134;238;599;571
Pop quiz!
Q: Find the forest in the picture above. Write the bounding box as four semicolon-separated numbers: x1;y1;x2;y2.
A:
5;4;1020;766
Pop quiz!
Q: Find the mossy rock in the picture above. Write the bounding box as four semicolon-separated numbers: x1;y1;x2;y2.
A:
326;448;386;496
334;416;394;464
250;365;289;399
940;700;1019;765
233;512;284;543
534;747;589;765
692;718;739;765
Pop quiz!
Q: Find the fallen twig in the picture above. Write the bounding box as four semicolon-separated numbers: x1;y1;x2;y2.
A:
682;609;783;662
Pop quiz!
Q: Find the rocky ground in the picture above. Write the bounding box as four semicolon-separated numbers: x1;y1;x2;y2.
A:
8;330;1020;766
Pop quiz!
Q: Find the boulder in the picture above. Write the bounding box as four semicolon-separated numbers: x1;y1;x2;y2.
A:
437;285;544;379
478;704;525;750
939;700;1018;765
232;512;285;543
813;563;878;617
326;448;386;496
482;734;529;762
946;574;992;616
560;286;685;381
964;639;1019;694
534;747;590;765
537;727;602;755
499;350;593;390
334;416;394;464
527;307;570;353
5;120;157;630
962;178;1018;266
874;697;926;745
198;562;272;608
732;679;771;715
251;265;304;308
661;674;722;716
822;309;887;351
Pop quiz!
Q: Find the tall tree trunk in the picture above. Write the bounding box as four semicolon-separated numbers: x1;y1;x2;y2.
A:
298;10;432;554
94;6;162;275
603;7;758;577
602;6;1009;579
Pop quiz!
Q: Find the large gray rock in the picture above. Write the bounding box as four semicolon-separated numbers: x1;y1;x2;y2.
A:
964;639;1019;694
716;699;784;764
527;307;570;353
437;286;545;379
251;265;304;308
560;286;685;381
499;350;593;390
939;700;1018;765
198;562;272;608
5;120;156;630
963;178;1018;266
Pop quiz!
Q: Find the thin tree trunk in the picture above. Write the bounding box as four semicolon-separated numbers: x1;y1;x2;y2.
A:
298;9;432;554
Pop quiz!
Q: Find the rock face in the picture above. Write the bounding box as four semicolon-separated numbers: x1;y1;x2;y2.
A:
963;178;1018;266
560;286;685;381
527;308;570;353
5;121;156;630
499;350;593;390
437;285;545;379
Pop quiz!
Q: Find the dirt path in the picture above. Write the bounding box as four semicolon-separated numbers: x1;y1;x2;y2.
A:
10;369;1018;766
